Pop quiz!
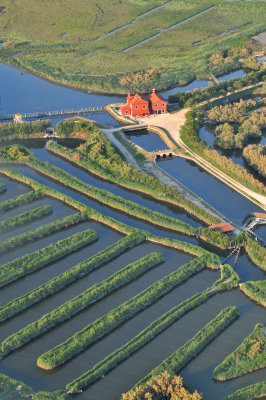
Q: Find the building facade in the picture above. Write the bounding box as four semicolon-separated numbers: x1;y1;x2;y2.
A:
120;90;167;118
120;93;149;118
148;89;167;115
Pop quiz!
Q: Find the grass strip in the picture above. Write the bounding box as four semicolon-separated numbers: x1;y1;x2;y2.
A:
245;237;266;271
66;288;216;393
0;232;145;322
0;147;195;235
0;228;98;288
0;183;6;193
0;189;44;214
212;264;240;292
240;280;266;307
0;252;163;358
0;211;87;255
0;204;52;234
225;381;266;400
0;373;33;398
213;323;266;381
36;254;215;369
135;306;239;388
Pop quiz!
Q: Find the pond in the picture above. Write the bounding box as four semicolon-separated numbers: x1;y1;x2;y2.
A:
126;130;168;151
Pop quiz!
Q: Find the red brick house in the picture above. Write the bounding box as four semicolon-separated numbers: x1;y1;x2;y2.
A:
120;93;149;118
148;89;167;115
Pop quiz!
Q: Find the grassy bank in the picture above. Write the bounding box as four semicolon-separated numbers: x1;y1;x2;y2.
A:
0;204;52;233
240;281;266;307
245;238;266;271
134;306;239;387
0;183;6;193
0;228;98;288
0;252;163;358
37;255;213;369
213;323;266;381
0;373;33;399
0;232;145;323
212;264;240;292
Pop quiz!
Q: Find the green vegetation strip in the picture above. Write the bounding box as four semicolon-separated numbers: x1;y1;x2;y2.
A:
240;280;266;307
245;237;266;271
0;211;87;255
0;373;33;398
0;251;162;358
0;232;145;323
0;169;220;258
136;306;240;387
0;146;195;235
0;204;52;234
225;380;266;400
0;189;44;214
212;264;240;292
213;323;266;381
0;183;6;193
66;289;215;393
36;254;218;369
0;228;98;288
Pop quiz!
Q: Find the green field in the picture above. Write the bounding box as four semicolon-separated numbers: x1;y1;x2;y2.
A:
0;0;265;93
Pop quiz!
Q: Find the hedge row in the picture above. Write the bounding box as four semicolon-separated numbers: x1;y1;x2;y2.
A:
0;189;44;214
240;280;266;307
0;232;145;323
213;323;266;381
225;380;266;400
0;204;52;233
0;228;97;288
0;147;195;235
0;211;87;255
37;254;212;369
0;251;163;358
213;265;240;292
135;306;240;387
66;289;215;393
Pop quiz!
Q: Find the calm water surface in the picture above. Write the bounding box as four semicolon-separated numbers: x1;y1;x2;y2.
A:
126;130;168;151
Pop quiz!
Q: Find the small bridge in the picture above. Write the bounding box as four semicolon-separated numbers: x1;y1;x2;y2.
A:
0;106;106;123
154;150;174;161
122;124;148;133
242;212;266;246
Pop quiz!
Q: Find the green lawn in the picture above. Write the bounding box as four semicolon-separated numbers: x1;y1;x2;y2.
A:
0;1;265;90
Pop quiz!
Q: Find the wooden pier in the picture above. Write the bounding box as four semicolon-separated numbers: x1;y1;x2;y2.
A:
0;106;106;123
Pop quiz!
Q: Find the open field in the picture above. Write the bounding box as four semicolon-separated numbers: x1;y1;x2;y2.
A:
0;0;265;93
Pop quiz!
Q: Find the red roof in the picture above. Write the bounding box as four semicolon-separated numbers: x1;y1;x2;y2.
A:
148;89;166;103
209;223;234;233
129;94;149;105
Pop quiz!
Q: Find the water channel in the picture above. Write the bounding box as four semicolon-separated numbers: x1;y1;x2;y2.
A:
0;62;265;400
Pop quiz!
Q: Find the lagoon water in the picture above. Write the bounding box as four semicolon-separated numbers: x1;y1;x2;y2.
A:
0;62;265;400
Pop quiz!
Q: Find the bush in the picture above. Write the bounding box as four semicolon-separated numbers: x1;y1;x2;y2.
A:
225;381;266;400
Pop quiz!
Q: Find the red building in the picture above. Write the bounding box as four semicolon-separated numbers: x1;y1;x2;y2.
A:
148;89;167;115
120;90;167;118
120;93;149;118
